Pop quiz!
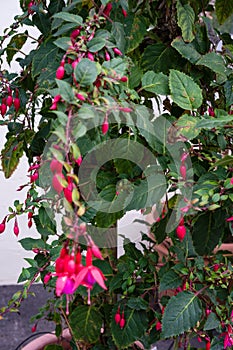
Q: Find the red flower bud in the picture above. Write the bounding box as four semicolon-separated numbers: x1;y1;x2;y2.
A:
91;245;103;260
102;117;109;135
31;324;37;333
6;95;13;107
205;340;211;350
176;225;186;241
119;107;133;113
76;156;82;166
28;219;33;228
52;173;65;194
208;107;215;117
0;218;6;234
1;103;7;117
50;159;63;173
119;313;126;329
122;8;128;17
50;103;57;110
103;3;112;17
30;171;39;183
156;321;162;331
70;28;80;41
115;311;121;324
120;76;128;82
113;47;123;56
53;95;61;103
56;66;65;80
14;219;19;237
13;97;20;112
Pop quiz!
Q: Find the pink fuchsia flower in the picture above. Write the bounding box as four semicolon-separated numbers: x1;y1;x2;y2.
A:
56;275;75;297
222;325;233;349
226;216;233;222
74;247;107;303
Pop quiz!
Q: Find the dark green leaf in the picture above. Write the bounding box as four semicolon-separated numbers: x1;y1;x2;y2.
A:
6;33;27;65
74;58;98;86
48;0;65;15
33;12;51;36
1;137;24;178
171;37;201;64
162;291;202;338
215;0;233;24
176;0;195;42
192;210;225;255
159;270;182;292
32;41;60;79
19;238;46;251
54;37;71;51
111;22;126;53
87;37;106;52
204;312;220;330
169;70;203;110
53;12;83;25
141;71;169;95
102;58;127;75
224;79;233;107
196;115;233;129
196;52;227;77
69;305;103;344
56;79;75;103
44;345;64;350
124;15;147;53
127;297;148;310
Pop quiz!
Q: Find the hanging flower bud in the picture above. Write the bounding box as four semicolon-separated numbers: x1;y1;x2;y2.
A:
156;321;162;331
114;308;121;324
102;116;109;135
91;245;103;260
122;8;128;17
113;47;123;56
0;218;6;234
103;3;112;17
44;273;51;284
1;103;7;117
28;219;33;228
87;52;95;61
13;97;20;112
31;324;37;333
176;225;186;241
76;93;86;101
50;159;63;174
76;155;82;166
52;173;65;194
180;164;186;180
119;312;126;329
208;107;215;117
70;28;80;41
6;95;13;107
205;340;211;350
56;66;65;80
30;171;39;183
14;218;19;237
120;76;128;82
105;51;111;61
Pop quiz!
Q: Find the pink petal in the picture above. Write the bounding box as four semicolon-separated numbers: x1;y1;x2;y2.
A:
56;276;68;297
90;267;107;290
74;267;88;290
226;216;233;222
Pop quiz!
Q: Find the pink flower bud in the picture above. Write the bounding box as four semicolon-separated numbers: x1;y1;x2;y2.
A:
103;3;112;17
50;159;63;173
105;51;111;61
119;314;126;329
119;107;133;113
76;156;82;166
102;117;109;135
44;273;51;284
32;248;40;254
87;52;95;61
50;102;57;110
52;173;65;194
28;1;35;15
56;66;65;80
28;219;33;228
180;164;186;180
14;219;19;237
70;28;80;41
208;107;215;117
76;93;86;101
91;245;103;260
30;171;39;183
0;219;6;234
180;152;188;162
176;225;186;241
53;95;61;103
156;321;162;331
113;47;123;56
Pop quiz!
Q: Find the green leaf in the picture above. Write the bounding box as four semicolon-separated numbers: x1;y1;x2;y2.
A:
141;71;169;95
127;297;148;310
124;15;147;53
111;22;126;53
44;345;63;350
56;79;74;103
159;270;182;292
69;305;103;344
142;44;182;74
215;0;233;24
102;58;127;75
54;37;71;51
6;33;28;65
1;137;24;178
87;37;107;52
162;291;202;338
169;70;203;110
171;37;201;64
204;312;220;331
33;12;51;36
74;58;98;87
211;155;233;168
196;115;233;129
192;210;225;255
176;114;200;139
176;0;195;42
111;305;148;349
126;174;166;211
19;238;46;251
53;12;83;25
196;52;227;77
224;79;233;107
32;41;59;79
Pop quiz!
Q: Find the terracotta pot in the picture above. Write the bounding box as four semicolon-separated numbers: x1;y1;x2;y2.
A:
21;328;72;350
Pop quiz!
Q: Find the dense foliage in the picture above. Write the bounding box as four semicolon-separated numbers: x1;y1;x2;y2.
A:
0;0;233;349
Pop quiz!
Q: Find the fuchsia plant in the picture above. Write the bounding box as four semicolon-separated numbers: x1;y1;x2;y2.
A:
0;1;233;349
